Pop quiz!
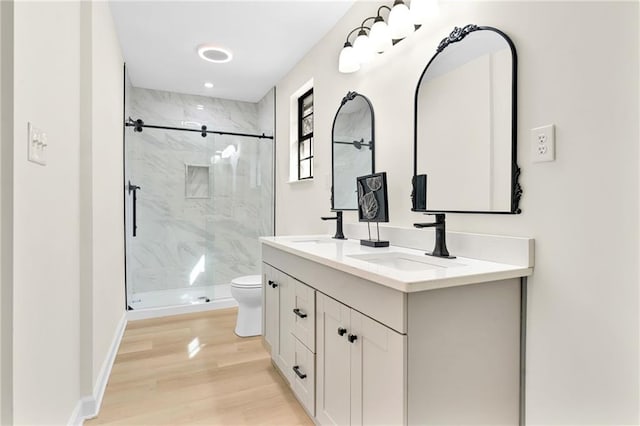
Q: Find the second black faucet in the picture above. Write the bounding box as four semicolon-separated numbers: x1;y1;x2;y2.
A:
321;211;346;240
414;213;455;259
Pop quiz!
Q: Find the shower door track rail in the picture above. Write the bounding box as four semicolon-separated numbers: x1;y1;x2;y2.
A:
125;117;274;140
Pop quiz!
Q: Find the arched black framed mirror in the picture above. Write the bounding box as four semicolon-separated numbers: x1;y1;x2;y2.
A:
331;91;375;210
413;25;521;214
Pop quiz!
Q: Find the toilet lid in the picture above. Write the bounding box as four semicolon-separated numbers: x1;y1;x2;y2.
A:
231;274;262;288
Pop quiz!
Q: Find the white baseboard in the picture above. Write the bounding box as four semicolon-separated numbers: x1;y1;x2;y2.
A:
126;297;237;321
68;312;128;425
88;313;127;418
68;399;85;426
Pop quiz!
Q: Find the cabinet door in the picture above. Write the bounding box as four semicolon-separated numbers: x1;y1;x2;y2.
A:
263;264;279;354
292;337;316;416
275;272;295;384
350;310;406;426
316;293;351;426
292;279;315;352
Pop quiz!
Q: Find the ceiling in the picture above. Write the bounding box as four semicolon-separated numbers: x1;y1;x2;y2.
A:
109;1;355;103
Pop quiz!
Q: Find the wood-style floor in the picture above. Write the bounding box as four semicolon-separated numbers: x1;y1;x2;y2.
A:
87;308;313;425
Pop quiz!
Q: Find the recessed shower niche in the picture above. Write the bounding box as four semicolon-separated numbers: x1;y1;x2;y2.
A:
185;164;211;199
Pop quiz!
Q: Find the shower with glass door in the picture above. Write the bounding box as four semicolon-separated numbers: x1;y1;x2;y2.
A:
123;83;274;311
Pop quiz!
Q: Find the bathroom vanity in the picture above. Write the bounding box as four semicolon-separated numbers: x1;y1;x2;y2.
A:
260;227;533;425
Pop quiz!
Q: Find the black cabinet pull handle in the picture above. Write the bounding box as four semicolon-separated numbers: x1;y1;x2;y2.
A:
267;280;278;288
347;334;358;343
293;308;307;318
267;280;274;287
292;365;307;379
338;327;347;336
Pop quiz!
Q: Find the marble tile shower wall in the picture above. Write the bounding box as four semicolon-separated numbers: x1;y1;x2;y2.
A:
126;87;274;295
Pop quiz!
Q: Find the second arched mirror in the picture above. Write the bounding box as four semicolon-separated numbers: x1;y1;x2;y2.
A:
331;91;375;210
413;25;521;214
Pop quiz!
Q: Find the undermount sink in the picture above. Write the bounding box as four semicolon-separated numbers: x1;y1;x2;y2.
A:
347;252;465;271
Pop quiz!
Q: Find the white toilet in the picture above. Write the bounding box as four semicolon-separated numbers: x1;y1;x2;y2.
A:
230;275;263;337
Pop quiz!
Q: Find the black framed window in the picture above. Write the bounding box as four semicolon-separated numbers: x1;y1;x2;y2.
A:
298;88;313;180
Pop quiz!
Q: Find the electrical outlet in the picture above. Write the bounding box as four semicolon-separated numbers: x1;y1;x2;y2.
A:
531;124;555;163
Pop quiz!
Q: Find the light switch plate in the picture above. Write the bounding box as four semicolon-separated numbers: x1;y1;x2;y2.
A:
531;124;555;163
27;122;47;166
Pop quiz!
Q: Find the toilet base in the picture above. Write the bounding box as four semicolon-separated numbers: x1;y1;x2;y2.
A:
234;305;262;337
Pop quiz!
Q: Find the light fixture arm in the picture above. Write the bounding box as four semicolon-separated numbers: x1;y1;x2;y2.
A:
359;16;376;29
376;5;391;17
344;25;372;45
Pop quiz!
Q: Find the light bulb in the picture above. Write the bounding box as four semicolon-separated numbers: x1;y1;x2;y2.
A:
352;29;374;64
410;0;439;24
369;18;392;53
388;0;414;40
338;42;360;73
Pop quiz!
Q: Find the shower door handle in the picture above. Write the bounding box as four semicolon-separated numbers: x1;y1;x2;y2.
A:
128;181;141;237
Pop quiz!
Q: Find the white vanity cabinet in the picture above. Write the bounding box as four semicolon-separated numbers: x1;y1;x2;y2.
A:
316;293;406;426
292;280;315;352
291;279;317;416
262;264;278;351
261;235;532;426
263;262;317;415
262;264;294;383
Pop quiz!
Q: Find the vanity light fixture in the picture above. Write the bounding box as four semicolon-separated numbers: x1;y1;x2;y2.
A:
339;20;376;73
353;28;375;64
369;15;393;53
338;0;439;74
338;34;361;73
197;45;233;63
388;0;414;40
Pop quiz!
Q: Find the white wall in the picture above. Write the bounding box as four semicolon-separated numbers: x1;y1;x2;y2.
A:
89;1;125;389
275;1;639;424
5;1;125;423
0;2;11;423
13;2;82;422
258;87;276;236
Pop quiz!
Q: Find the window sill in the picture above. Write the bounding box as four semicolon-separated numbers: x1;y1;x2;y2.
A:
287;178;314;184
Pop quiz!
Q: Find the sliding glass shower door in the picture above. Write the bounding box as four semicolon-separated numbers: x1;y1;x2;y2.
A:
124;126;274;310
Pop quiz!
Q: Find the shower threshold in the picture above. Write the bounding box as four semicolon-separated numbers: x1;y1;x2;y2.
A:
127;285;237;320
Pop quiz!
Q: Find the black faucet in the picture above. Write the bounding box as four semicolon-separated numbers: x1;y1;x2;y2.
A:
414;213;455;259
321;211;346;240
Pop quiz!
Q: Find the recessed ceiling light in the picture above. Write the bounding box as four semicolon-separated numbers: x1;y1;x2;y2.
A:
204;82;214;89
197;45;233;63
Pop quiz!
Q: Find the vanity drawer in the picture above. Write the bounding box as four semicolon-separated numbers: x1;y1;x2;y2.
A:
292;337;315;417
292;279;315;352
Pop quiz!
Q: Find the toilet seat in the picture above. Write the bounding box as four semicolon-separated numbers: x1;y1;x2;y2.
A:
231;274;261;288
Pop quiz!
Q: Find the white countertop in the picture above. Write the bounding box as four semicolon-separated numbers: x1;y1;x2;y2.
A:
260;235;533;293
